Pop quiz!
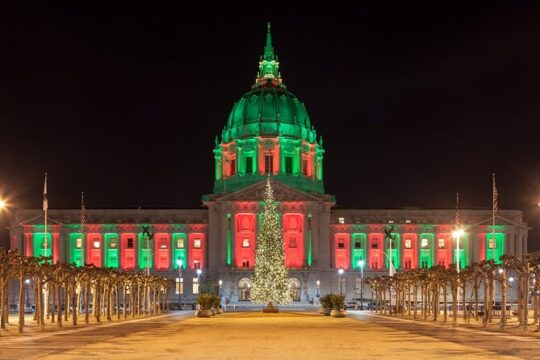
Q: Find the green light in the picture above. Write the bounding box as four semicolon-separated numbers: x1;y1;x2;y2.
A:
104;233;119;268
226;214;232;265
69;233;84;267
172;233;187;269
486;231;505;264
351;233;366;269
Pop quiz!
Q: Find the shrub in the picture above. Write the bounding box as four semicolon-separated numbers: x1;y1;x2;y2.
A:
329;294;345;310
320;294;332;309
197;293;213;310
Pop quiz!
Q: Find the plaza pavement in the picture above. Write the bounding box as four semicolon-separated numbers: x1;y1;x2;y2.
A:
1;310;539;359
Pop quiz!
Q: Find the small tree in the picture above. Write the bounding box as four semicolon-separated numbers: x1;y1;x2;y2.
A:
251;178;291;311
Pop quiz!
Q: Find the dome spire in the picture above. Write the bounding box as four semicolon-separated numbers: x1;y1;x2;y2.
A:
264;22;274;61
256;22;282;87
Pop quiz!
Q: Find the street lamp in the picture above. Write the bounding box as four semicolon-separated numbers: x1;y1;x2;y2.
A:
218;279;223;297
316;280;320;298
25;279;30;308
452;228;464;315
338;268;344;295
358;260;365;309
176;259;183;309
0;199;6;210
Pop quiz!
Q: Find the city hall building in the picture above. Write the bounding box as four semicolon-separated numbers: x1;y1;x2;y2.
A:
9;25;529;305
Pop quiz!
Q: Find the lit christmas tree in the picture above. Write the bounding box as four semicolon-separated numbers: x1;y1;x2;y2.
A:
251;178;291;311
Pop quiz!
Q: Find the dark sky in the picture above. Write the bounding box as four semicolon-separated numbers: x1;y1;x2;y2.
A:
1;1;539;249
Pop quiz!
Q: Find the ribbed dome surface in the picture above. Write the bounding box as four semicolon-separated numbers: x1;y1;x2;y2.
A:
224;86;312;141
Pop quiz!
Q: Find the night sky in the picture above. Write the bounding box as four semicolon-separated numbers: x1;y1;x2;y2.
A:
1;1;539;249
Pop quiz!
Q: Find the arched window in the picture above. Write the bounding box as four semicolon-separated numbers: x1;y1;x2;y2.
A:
288;278;301;302
238;278;252;301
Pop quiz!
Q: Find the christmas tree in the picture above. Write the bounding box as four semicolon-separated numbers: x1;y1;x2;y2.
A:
251;178;292;311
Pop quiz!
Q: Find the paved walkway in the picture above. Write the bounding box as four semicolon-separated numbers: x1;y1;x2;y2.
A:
0;311;535;359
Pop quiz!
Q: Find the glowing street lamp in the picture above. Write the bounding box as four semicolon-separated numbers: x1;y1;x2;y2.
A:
358;260;365;309
0;199;6;210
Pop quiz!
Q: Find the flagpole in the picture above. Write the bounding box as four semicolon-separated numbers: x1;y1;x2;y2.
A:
81;191;85;264
43;173;48;260
492;173;497;262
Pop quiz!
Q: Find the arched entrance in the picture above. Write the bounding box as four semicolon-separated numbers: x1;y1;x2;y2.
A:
288;278;301;302
238;278;252;301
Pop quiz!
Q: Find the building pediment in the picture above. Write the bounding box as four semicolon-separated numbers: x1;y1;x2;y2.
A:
204;179;334;203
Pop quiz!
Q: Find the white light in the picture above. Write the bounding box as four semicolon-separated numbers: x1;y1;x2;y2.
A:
0;199;6;209
498;268;504;274
452;229;465;239
219;280;223;286
358;260;365;268
196;269;202;276
93;241;100;248
509;277;515;282
338;268;344;275
25;279;30;284
316;280;320;286
176;259;183;266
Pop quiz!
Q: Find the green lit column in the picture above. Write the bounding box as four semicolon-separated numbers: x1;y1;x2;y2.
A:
226;213;232;266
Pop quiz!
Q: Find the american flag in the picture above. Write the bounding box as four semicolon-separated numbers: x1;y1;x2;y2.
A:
42;173;48;212
493;174;498;214
80;192;86;232
455;192;461;227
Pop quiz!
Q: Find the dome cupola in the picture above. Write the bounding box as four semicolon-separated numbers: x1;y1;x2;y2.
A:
213;23;325;195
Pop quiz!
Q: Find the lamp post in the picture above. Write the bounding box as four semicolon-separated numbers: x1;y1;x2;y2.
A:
176;259;183;309
25;279;30;308
218;280;223;297
338;268;344;295
316;280;320;298
358;260;365;309
452;228;464;315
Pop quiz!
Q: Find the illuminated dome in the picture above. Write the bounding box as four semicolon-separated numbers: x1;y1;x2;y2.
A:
213;23;324;195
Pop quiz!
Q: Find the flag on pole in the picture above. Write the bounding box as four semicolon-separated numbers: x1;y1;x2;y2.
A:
492;173;498;214
455;192;461;227
80;192;86;230
42;173;48;212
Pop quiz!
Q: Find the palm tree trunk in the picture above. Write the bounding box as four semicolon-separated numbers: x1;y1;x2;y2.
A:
38;281;44;330
443;284;448;323
85;284;90;324
500;272;507;331
18;275;25;334
72;283;77;326
56;284;62;328
64;282;69;322
474;281;479;321
51;285;56;323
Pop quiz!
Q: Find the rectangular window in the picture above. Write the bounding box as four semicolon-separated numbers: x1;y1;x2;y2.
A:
242;238;250;248
230;159;236;176
338;217;345;224
160;239;168;249
193;277;199;294
193;239;201;249
405;239;412;249
93;241;100;249
75;238;83;249
421;238;429;248
285;156;293;174
264;155;273;173
337;240;345;249
354;241;362;249
438;239;445;249
371;262;378;270
193;260;201;269
289;237;297;248
175;278;183;295
421;260;429;268
242;259;250;268
404;260;412;269
177;239;185;249
245;156;253;174
127;238;134;248
438;260;445;267
302;158;308;176
488;239;496;249
371;241;378;249
109;239;118;248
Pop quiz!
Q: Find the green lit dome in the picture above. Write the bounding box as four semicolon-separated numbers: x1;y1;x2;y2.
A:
223;87;312;142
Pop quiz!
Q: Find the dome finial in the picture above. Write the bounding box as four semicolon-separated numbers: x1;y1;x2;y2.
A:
264;22;274;61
